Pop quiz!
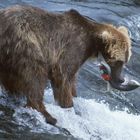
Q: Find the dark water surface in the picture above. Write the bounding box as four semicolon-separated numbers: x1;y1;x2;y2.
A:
0;0;140;140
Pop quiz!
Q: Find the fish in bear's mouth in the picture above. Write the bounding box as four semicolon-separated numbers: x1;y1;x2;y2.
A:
99;60;140;91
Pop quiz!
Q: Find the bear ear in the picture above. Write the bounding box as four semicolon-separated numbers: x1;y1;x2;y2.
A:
117;26;129;36
101;31;113;42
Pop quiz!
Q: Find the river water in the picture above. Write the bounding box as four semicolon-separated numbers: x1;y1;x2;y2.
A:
0;0;140;140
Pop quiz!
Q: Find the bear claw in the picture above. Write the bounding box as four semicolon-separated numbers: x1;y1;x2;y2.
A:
46;116;57;125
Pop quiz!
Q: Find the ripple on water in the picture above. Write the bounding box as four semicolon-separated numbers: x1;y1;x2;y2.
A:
120;14;140;42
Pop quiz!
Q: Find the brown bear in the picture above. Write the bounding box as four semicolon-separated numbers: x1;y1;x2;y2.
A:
0;5;137;125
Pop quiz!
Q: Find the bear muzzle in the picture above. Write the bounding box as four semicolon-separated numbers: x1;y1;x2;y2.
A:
99;61;140;91
109;76;140;91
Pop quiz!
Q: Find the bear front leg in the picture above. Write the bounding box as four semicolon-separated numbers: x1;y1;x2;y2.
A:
51;78;74;108
71;76;77;97
26;91;57;125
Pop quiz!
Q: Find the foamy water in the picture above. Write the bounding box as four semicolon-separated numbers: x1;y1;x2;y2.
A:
8;88;140;140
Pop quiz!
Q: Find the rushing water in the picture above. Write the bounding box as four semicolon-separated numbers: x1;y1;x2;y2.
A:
0;0;140;140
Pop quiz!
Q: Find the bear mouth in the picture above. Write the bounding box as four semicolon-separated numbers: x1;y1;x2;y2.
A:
100;61;140;91
109;78;140;91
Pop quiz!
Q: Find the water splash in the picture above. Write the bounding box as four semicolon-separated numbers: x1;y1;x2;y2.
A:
9;89;140;140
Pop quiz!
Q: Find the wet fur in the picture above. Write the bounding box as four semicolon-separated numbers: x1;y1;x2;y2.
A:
0;5;131;125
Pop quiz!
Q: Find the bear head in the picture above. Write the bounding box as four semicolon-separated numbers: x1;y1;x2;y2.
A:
97;24;139;91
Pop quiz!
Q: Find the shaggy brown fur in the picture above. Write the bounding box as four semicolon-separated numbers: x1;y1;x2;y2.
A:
0;5;131;125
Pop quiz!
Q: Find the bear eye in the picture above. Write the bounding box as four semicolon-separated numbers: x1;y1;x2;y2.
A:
108;60;124;67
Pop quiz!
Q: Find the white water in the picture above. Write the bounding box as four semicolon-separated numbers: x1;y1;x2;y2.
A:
8;88;140;140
